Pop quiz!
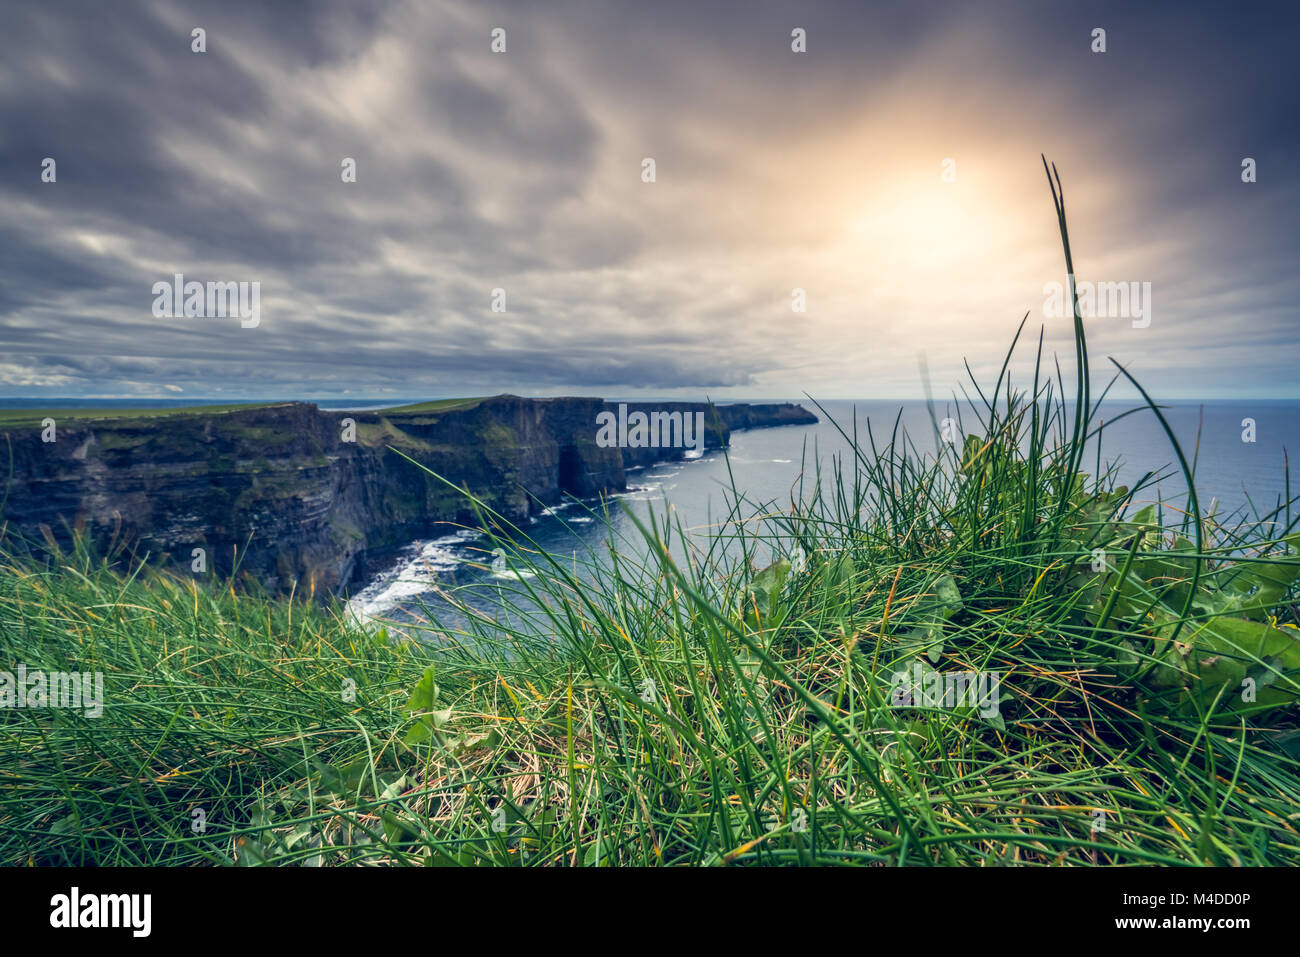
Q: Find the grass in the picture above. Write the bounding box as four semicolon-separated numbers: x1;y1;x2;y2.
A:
0;395;490;428
0;402;285;428
376;397;489;415
1;162;1298;867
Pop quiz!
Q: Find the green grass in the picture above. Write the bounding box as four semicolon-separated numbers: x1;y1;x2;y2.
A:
353;418;437;450
377;397;489;415
0;395;491;429
0;402;284;428
1;162;1297;866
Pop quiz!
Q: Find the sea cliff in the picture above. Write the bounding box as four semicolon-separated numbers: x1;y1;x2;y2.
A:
1;396;816;594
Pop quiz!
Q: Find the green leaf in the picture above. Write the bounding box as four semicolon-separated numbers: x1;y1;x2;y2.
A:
405;664;439;715
1226;533;1300;620
402;664;460;748
381;810;422;843
1149;611;1300;717
742;556;792;631
235;837;274;866
582;836;615;866
312;754;371;797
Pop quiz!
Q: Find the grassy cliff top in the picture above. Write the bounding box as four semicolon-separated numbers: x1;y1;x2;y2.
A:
374;397;490;415
0;396;811;429
0;402;288;427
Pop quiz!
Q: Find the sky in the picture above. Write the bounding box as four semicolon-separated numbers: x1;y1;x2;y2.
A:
1;0;1297;402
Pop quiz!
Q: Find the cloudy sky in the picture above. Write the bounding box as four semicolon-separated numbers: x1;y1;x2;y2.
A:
1;0;1296;401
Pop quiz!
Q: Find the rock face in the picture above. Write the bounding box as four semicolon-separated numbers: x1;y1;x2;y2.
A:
1;396;816;595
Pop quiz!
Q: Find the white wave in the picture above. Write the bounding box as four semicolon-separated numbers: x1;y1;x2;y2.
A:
490;548;537;580
617;490;666;502
346;528;483;619
427;526;485;549
491;568;538;580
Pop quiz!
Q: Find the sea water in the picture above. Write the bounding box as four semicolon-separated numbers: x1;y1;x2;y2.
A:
353;399;1300;631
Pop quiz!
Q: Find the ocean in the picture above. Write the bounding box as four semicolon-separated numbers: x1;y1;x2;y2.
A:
349;399;1300;629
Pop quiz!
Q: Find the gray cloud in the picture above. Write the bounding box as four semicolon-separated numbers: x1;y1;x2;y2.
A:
0;0;1296;400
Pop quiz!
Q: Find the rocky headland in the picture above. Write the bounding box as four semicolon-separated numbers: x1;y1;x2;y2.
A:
1;396;817;595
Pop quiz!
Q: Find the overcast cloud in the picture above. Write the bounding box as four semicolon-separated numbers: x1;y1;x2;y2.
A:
1;0;1296;400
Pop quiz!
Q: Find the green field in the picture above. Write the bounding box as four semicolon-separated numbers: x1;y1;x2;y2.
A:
0;397;494;429
0;402;285;428
375;397;489;415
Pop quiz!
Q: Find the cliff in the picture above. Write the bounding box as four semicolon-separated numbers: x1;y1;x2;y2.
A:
0;396;816;595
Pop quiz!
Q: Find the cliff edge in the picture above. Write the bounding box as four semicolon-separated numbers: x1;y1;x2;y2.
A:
1;396;817;594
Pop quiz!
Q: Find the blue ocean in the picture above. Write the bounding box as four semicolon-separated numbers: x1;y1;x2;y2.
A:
348;399;1300;628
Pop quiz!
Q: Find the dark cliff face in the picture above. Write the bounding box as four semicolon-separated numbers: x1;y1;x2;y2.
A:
714;402;822;431
0;396;816;595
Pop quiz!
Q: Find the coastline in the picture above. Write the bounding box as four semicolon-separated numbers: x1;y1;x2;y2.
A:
0;396;816;596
